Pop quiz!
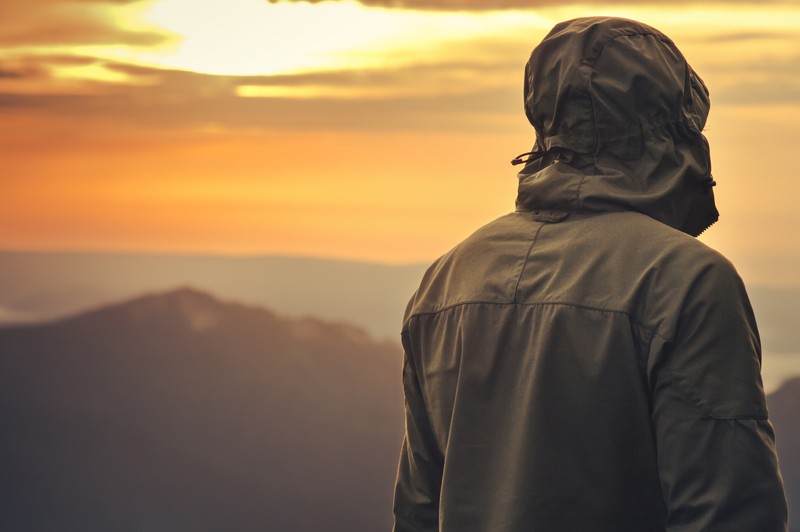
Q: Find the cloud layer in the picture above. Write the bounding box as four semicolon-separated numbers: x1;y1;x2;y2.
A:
0;58;523;132
0;1;168;47
266;0;781;11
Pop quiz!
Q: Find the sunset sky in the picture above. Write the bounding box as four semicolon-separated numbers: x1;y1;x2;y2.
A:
2;0;799;286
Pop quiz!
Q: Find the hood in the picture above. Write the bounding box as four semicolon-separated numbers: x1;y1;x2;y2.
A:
515;17;719;236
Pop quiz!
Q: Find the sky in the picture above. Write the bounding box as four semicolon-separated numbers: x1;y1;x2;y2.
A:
1;0;799;287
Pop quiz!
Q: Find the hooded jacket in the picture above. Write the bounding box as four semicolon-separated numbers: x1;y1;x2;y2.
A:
392;17;788;532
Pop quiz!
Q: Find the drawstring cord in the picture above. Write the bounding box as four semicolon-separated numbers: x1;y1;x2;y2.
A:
511;149;548;166
512;150;719;192
512;148;718;192
511;146;568;166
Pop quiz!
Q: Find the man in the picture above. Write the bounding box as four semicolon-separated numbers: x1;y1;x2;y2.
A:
392;17;788;532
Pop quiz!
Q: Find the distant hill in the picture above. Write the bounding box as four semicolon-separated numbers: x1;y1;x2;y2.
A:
0;286;796;531
1;249;796;355
0;287;404;532
0;250;428;340
768;377;800;531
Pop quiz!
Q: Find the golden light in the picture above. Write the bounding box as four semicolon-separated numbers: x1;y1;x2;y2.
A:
4;0;798;102
129;0;550;76
1;0;799;272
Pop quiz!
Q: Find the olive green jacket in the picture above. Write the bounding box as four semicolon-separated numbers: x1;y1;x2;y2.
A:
393;17;788;532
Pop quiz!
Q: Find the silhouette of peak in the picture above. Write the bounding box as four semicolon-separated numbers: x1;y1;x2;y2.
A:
775;376;800;394
768;376;800;411
112;285;239;332
26;286;379;345
21;285;241;335
139;285;219;305
0;284;403;531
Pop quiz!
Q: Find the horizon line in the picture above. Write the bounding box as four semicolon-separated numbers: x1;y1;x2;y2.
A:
0;246;431;267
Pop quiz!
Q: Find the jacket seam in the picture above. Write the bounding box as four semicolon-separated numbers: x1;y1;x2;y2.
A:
586;31;671;180
588;31;667;69
699;413;769;421
667;369;769;421
513;221;545;303
404;299;668;343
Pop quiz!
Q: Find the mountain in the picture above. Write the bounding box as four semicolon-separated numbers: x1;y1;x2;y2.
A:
0;250;428;340
0;250;798;386
768;377;800;531
0;287;796;531
0;287;405;532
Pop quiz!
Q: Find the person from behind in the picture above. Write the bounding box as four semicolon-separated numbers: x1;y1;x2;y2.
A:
392;16;788;532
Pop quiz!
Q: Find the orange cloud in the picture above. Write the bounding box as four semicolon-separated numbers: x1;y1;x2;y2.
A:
265;0;778;10
0;57;524;132
0;0;798;279
0;1;167;47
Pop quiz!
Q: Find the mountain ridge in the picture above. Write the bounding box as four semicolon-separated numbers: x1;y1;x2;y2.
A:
0;250;428;341
0;285;405;531
0;286;796;531
4;283;388;350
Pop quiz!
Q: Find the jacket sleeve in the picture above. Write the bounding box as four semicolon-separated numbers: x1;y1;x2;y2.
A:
392;328;443;532
648;260;788;531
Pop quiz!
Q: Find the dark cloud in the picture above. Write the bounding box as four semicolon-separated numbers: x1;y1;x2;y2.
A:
0;87;522;133
28;55;101;67
0;55;101;82
2;49;798;134
0;70;24;79
0;1;169;47
0;66;41;81
265;0;779;10
0;59;523;132
0;57;54;82
0;25;167;47
2;52;98;64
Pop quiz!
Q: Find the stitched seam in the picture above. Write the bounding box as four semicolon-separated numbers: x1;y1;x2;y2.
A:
401;323;447;462
512;220;545;303
668;369;769;421
702;415;769;421
588;31;668;69
574;173;588;210
586;31;672;206
630;318;656;374
405;299;667;343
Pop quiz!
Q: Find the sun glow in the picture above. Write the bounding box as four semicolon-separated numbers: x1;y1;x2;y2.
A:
2;0;799;274
130;0;549;76
7;0;798;102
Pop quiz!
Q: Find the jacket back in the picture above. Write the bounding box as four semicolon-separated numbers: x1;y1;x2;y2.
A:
392;17;787;532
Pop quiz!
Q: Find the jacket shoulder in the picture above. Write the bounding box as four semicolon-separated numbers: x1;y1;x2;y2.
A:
611;213;754;345
512;211;746;338
402;211;537;328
